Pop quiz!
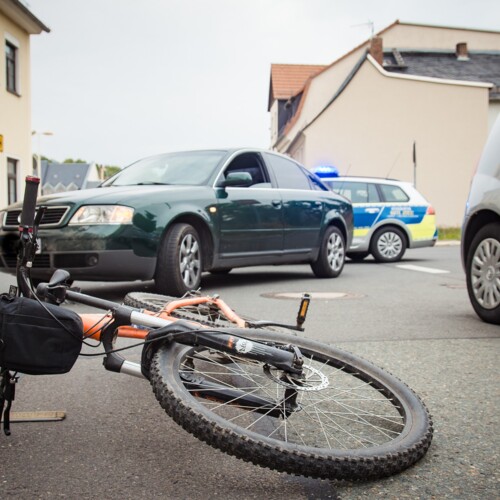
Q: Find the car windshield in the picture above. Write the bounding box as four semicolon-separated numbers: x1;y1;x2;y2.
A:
102;150;227;187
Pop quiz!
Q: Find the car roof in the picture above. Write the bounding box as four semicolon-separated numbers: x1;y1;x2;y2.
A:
326;176;408;185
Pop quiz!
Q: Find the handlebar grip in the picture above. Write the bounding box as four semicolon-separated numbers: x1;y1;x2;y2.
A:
20;176;40;228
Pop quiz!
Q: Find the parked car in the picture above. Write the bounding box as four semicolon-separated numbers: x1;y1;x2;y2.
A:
312;169;437;262
461;118;500;325
0;149;353;296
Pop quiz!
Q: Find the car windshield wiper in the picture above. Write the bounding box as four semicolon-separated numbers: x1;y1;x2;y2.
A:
136;182;171;185
106;182;171;186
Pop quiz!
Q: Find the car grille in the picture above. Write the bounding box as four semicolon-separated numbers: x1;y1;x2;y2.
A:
3;206;70;228
3;254;51;268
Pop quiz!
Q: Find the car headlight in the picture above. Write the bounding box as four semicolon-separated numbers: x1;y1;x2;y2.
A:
68;205;134;225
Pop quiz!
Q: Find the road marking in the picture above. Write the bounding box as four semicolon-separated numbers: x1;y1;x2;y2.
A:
397;264;450;274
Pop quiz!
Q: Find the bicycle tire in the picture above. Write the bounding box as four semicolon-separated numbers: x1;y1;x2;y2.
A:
124;292;296;333
124;292;251;327
149;330;433;480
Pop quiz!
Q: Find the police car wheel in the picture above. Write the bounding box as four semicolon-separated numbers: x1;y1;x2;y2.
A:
311;226;345;278
371;227;406;263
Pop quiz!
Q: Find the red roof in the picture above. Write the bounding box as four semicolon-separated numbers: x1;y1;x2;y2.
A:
268;64;326;109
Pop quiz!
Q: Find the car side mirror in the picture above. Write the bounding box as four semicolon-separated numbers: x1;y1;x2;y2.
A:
221;172;253;188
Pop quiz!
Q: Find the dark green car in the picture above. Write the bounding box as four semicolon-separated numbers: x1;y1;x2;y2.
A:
0;149;353;296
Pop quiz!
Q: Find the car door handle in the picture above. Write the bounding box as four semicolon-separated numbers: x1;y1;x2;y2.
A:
272;200;282;208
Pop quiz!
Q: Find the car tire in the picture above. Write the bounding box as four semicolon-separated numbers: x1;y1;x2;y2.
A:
370;227;407;263
311;226;345;278
465;222;500;325
155;223;202;296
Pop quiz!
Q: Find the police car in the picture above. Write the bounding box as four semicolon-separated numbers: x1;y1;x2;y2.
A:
314;167;437;262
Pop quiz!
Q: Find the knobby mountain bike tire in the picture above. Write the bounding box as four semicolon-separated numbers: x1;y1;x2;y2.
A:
149;330;433;481
124;292;295;333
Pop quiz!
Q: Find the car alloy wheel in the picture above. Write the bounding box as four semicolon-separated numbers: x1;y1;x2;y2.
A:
179;233;201;289
327;231;345;272
377;231;402;259
470;237;500;310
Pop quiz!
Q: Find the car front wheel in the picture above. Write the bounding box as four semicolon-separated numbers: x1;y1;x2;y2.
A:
466;222;500;325
311;226;345;278
371;227;407;262
155;223;202;296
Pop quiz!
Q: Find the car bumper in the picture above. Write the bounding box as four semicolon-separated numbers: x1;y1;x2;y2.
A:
0;226;158;282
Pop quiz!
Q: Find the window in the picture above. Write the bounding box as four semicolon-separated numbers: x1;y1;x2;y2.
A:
328;181;381;203
220;153;270;187
5;41;18;94
264;153;311;190
379;184;409;202
7;158;18;204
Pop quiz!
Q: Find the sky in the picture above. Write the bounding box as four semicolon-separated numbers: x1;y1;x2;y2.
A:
26;0;500;168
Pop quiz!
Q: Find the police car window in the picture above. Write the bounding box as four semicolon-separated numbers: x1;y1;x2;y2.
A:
380;184;409;202
263;153;311;190
368;183;381;202
328;181;370;202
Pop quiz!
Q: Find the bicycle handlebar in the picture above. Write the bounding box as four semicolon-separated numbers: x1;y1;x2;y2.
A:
20;176;40;229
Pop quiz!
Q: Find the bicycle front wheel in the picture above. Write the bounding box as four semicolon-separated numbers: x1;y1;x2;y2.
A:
150;330;433;480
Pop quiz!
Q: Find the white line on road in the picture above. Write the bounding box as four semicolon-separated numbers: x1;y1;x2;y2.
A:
396;264;450;274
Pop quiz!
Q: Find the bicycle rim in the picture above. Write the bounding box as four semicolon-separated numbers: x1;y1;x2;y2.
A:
150;331;433;480
124;292;241;327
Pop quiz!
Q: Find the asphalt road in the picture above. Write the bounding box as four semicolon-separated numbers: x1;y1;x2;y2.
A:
0;245;498;499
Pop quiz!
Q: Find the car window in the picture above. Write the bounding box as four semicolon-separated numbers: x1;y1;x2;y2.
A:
218;152;270;188
103;150;226;187
328;181;380;203
379;184;409;202
264;153;311;190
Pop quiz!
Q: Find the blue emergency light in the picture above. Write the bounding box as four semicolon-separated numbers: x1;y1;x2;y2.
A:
312;166;339;178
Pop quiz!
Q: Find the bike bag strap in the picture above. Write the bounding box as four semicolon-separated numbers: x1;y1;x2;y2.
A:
0;370;17;436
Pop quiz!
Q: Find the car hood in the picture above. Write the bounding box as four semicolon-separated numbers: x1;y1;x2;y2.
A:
29;185;210;207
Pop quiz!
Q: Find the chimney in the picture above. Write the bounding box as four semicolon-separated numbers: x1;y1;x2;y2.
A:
456;42;469;61
369;37;384;65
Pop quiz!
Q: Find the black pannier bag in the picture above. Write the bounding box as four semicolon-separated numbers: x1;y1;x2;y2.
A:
0;294;83;375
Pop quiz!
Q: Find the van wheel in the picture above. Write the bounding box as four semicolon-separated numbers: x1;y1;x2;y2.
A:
371;227;406;262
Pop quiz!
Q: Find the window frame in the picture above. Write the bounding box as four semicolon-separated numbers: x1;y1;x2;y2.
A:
7;157;18;204
5;34;20;95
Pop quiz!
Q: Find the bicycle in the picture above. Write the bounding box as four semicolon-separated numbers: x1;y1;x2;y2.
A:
0;176;433;481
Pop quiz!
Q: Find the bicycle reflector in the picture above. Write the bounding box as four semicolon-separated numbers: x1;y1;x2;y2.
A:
296;293;311;330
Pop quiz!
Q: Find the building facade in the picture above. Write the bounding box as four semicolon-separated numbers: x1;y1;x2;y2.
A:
269;21;500;226
0;0;48;206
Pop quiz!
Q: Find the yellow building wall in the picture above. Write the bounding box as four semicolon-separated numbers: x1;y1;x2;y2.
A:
0;13;32;206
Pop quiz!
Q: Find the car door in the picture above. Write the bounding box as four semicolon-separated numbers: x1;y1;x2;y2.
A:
263;152;323;253
214;152;284;257
329;181;382;246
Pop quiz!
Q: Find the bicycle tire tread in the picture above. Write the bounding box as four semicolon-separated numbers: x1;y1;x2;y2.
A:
149;340;433;481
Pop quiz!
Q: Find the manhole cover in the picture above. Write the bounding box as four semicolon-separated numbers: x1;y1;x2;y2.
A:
262;292;362;300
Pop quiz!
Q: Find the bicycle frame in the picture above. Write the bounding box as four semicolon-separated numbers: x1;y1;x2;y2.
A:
11;175;305;407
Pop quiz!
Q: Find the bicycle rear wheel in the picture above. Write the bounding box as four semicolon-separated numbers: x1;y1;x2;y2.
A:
150;330;433;480
124;292;293;332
